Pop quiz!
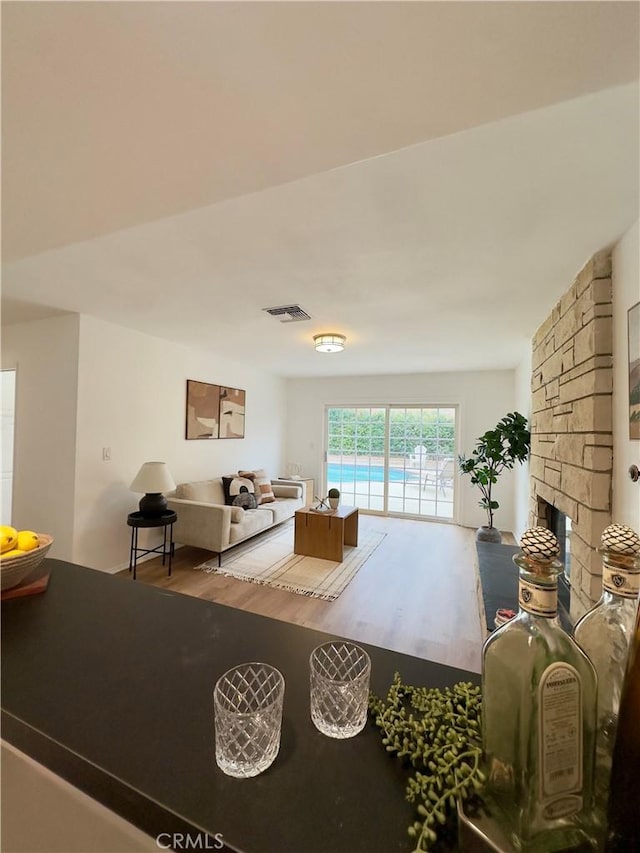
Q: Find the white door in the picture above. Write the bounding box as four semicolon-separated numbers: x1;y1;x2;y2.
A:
1;369;17;525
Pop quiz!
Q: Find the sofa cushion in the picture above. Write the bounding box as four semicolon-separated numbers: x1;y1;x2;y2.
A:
177;479;225;505
222;476;257;509
258;497;300;524
239;468;275;504
228;508;272;544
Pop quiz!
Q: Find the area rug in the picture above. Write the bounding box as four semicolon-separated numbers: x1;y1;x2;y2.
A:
196;526;386;601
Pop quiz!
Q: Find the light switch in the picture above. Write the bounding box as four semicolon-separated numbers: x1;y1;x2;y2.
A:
102;447;111;461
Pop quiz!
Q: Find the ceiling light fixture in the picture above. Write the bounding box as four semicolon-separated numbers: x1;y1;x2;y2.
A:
313;333;346;353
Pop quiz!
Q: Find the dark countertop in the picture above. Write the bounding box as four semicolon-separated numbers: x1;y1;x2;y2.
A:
1;559;479;853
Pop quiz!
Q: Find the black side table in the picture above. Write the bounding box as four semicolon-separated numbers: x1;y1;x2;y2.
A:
127;511;177;581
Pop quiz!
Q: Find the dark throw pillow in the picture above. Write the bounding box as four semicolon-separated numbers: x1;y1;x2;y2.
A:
232;491;257;511
222;476;256;510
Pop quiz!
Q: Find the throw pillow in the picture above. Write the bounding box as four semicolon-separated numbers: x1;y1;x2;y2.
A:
233;491;257;511
239;468;275;504
237;470;258;503
222;476;257;510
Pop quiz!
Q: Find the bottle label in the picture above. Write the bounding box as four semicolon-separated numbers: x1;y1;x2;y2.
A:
602;566;640;599
538;662;583;817
518;578;557;617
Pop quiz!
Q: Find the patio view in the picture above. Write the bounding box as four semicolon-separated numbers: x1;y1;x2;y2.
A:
326;406;456;519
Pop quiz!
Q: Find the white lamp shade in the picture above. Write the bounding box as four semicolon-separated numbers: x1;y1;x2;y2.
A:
314;333;346;353
130;462;176;494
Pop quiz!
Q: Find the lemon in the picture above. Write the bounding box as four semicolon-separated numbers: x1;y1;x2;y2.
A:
0;526;18;553
17;530;39;552
1;548;26;559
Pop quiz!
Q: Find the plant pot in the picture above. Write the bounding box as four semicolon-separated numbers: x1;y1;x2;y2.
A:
476;526;502;544
328;498;339;510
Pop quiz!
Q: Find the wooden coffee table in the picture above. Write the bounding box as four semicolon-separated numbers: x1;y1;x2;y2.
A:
294;505;359;562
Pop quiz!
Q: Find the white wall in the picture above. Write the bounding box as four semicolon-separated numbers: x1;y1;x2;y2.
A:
1;315;80;558
284;370;517;532
2;313;286;572
513;346;532;541
73;315;287;570
612;219;640;529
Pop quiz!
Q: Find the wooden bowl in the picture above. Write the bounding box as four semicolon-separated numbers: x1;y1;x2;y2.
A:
0;534;54;591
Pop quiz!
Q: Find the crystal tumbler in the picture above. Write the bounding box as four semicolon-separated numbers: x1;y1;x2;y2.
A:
214;662;285;778
310;641;371;739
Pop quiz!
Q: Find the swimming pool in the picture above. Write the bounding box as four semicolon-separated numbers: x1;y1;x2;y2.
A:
327;463;412;483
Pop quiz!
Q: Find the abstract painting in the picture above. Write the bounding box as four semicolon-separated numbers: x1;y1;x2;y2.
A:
186;380;220;439
629;302;640;440
219;387;246;439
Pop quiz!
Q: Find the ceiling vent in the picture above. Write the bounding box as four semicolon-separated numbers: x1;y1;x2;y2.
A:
262;305;311;323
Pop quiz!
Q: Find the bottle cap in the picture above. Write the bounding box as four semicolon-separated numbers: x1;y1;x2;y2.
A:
601;523;640;556
520;527;560;561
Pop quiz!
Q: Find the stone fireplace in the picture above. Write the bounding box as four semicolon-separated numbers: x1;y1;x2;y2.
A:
529;249;613;621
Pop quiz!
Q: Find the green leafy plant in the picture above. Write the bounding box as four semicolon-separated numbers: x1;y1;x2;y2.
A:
369;674;484;852
327;487;340;498
458;411;530;530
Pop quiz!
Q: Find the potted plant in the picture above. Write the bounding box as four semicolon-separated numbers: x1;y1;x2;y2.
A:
458;411;530;543
327;488;340;510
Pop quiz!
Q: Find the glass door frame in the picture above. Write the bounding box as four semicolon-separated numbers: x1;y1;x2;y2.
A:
323;402;460;523
1;368;17;526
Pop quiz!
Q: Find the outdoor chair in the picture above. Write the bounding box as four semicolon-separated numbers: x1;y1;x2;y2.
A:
409;445;428;468
432;458;455;495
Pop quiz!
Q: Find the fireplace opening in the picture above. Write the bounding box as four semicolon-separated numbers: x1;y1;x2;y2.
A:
536;498;572;616
549;507;572;585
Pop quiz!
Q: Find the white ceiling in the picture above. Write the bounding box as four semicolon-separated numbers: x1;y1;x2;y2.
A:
2;2;639;378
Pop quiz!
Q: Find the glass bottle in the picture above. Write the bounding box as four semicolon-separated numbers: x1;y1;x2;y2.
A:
481;527;598;853
573;523;640;820
605;594;640;851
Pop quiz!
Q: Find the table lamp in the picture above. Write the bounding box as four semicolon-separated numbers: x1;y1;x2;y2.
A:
130;462;176;518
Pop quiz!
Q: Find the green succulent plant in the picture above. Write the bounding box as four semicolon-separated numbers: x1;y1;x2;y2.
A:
327;488;340;498
369;673;484;852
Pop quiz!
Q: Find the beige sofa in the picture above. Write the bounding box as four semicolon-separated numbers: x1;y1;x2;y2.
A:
166;477;305;564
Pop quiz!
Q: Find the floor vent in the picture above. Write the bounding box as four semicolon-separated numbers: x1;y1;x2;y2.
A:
262;305;311;322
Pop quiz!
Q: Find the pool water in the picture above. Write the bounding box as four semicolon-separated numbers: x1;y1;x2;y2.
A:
327;463;414;483
325;460;454;519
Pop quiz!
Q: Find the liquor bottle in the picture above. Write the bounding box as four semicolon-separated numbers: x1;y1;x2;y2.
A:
573;523;640;820
481;527;598;852
605;593;640;851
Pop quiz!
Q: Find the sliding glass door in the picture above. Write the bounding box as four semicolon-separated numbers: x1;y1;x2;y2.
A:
325;405;456;519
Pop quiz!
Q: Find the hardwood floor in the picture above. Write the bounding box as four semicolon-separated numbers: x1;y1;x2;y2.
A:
118;515;499;674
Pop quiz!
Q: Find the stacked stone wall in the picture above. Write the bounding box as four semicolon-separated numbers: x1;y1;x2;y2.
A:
529;250;613;620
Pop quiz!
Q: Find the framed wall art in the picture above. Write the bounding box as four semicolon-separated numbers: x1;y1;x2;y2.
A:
219;387;246;439
185;380;221;440
629;301;640;440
